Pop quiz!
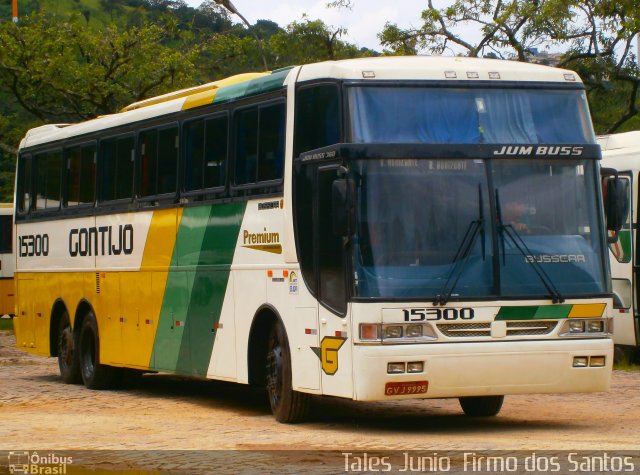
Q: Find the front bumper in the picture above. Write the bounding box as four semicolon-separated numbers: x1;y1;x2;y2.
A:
353;338;612;401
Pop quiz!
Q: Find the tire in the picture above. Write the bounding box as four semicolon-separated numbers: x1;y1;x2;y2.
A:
57;311;82;384
78;311;116;390
459;395;504;417
265;321;310;423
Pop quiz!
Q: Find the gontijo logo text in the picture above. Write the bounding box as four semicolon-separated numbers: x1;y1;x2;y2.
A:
18;225;135;258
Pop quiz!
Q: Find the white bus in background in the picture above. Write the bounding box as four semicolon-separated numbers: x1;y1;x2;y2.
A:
599;131;640;361
0;204;15;316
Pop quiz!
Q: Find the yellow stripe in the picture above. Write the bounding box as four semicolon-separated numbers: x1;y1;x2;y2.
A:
567;303;606;318
141;208;183;270
182;89;218;111
123;72;269;112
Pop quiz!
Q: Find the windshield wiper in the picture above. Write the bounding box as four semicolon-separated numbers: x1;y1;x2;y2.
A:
433;185;485;306
495;190;565;304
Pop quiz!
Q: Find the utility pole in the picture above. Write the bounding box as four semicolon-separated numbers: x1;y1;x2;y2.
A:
12;0;18;22
214;0;269;71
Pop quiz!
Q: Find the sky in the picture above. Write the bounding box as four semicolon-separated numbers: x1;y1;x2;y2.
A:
183;0;431;52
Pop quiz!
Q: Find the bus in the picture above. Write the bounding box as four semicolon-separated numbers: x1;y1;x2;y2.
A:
0;204;14;317
599;131;640;360
13;57;621;422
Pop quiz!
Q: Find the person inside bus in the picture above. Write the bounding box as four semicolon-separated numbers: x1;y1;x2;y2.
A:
502;200;531;234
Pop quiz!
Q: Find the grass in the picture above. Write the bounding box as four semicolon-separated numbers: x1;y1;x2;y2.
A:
613;347;640;371
0;317;13;332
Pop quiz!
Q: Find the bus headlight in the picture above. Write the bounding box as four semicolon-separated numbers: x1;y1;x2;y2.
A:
587;320;604;333
569;320;585;333
358;323;437;344
559;318;611;337
384;326;403;339
405;325;423;338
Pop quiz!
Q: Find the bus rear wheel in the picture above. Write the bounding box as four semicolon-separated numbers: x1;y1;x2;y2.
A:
57;311;81;384
459;395;504;417
78;311;116;390
265;321;309;423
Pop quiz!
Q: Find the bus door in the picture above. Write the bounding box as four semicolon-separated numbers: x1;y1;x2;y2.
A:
316;165;353;398
608;172;636;346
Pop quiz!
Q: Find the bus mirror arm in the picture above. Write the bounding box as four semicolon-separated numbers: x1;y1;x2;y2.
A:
332;178;356;237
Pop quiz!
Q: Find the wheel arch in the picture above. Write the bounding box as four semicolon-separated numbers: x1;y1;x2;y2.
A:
73;299;96;338
49;298;69;357
247;304;286;387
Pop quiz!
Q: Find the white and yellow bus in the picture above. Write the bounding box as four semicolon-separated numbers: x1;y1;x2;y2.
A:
0;204;14;316
14;57;619;422
599;131;640;360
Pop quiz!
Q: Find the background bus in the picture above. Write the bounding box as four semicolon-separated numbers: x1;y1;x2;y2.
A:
13;57;618;422
599;131;640;361
0;204;14;317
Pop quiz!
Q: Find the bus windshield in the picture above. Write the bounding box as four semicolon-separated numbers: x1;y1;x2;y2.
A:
351;158;607;300
348;86;595;144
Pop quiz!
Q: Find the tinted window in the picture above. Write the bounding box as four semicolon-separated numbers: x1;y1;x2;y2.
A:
235;108;259;185
34;151;62;210
204;116;228;188
67;144;96;206
185;116;228;192
17;155;32;213
138;126;178;197
235;102;285;185
294;84;340;157
0;215;11;254
100;136;134;201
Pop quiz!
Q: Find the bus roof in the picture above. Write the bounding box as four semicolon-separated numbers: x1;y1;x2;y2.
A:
599;131;640;171
296;56;582;84
19;56;583;150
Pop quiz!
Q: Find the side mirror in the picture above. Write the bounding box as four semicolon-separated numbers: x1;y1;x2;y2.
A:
332;178;356;237
601;172;629;244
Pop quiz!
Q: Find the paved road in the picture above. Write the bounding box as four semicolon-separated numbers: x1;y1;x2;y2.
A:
0;330;638;473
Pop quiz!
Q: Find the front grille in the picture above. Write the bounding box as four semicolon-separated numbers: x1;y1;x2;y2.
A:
437;322;490;338
506;320;557;336
437;320;558;338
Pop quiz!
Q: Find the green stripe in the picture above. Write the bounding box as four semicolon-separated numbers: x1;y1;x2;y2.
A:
150;202;246;375
213;69;290;104
496;305;572;321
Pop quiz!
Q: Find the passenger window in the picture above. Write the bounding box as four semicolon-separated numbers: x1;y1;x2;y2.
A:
66;144;96;206
234;102;285;186
184;116;228;191
100;136;135;201
139;126;178;197
0;215;11;254
235;108;259;185
34;150;62;210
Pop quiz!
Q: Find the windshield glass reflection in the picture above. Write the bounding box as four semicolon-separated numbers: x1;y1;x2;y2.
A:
352;159;606;300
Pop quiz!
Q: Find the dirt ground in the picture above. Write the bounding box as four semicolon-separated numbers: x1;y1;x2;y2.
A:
0;329;639;473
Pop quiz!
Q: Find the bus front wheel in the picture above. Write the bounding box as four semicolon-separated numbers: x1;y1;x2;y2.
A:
265;321;309;423
57;311;81;384
78;311;116;390
459;395;504;417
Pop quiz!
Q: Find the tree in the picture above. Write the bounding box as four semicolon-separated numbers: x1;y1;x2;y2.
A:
379;0;640;133
269;16;366;66
0;13;197;122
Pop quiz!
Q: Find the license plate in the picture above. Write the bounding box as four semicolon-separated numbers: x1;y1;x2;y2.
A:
385;380;428;396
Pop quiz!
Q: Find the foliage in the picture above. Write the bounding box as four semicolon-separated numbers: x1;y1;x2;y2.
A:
0;13;196;122
379;0;640;134
269;16;366;65
0;1;370;202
